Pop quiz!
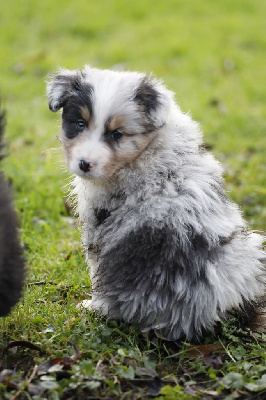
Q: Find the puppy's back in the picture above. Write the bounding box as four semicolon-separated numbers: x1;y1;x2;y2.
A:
0;105;25;316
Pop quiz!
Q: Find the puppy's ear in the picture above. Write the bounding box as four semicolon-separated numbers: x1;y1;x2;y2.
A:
134;75;172;129
46;69;79;112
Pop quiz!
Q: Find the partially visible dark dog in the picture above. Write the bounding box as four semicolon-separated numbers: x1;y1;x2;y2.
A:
0;103;25;316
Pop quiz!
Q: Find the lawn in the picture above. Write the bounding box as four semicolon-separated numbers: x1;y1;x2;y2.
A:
0;0;266;398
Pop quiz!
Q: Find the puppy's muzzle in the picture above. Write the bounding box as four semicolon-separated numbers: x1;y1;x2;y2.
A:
79;159;96;173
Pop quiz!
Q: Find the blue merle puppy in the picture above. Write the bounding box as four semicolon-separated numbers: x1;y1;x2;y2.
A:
0;104;25;316
47;66;266;340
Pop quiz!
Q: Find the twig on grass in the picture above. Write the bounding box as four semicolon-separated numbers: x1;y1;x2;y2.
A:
10;364;38;400
218;339;236;363
27;280;56;286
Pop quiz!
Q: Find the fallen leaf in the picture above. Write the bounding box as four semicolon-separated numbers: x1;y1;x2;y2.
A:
146;376;165;397
203;351;225;370
27;382;45;397
135;366;158;378
185;343;225;358
2;340;42;357
37;343;82;375
0;369;21;389
37;357;73;375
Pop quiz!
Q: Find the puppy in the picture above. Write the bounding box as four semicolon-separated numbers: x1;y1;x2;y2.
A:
47;66;265;340
0;104;25;316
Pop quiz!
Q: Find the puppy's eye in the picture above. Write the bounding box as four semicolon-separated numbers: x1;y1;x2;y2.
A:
75;119;86;131
111;129;123;141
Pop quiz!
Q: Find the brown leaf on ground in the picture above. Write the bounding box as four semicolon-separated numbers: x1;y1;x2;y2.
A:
37;342;82;375
185;343;225;358
2;340;43;357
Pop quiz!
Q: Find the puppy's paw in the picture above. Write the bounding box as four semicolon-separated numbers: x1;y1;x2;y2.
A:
77;298;109;316
77;299;94;311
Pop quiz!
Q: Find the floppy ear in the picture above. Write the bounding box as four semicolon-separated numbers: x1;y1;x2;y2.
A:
46;69;79;112
134;75;172;129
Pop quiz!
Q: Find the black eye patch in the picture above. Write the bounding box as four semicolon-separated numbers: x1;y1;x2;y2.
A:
60;78;94;138
62;106;87;139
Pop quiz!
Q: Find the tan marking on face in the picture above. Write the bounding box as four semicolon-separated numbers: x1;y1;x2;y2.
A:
107;115;126;132
103;133;155;177
80;106;91;122
61;130;86;167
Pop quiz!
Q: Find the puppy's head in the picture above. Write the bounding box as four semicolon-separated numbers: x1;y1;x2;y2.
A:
46;66;172;179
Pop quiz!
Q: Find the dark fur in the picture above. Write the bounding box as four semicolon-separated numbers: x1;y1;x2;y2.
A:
49;72;94;113
0;105;25;316
134;77;161;115
94;220;232;339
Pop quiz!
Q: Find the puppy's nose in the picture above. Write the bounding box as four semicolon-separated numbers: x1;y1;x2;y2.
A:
79;160;95;172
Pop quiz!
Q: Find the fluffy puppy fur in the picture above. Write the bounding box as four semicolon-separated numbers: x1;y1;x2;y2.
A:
0;105;25;316
47;66;266;340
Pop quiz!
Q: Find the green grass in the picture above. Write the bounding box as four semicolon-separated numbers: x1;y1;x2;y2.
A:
0;0;265;398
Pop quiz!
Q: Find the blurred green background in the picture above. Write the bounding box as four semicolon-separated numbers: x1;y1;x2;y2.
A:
0;0;265;232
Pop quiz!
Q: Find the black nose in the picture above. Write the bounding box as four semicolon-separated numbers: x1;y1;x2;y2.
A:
79;160;91;172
